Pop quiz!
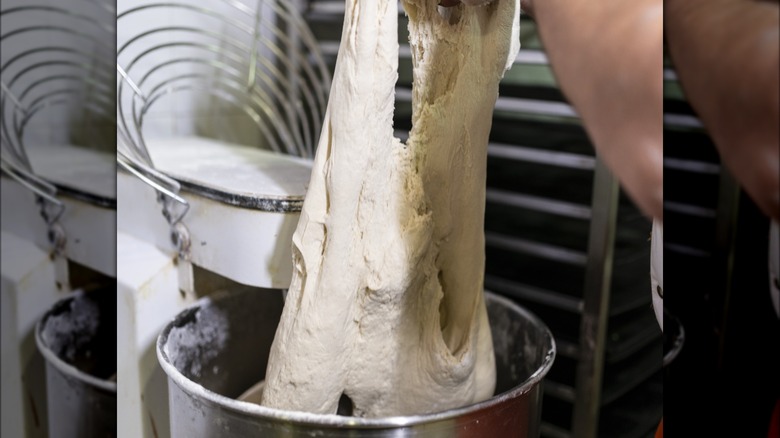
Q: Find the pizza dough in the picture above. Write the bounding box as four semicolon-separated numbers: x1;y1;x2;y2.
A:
261;0;521;417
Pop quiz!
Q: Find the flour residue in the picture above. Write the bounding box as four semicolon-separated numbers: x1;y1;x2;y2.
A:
41;290;100;363
165;303;229;379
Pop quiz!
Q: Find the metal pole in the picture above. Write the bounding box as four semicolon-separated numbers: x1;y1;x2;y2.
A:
571;157;620;438
713;168;739;369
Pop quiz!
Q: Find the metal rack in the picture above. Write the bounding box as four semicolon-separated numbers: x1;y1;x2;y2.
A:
116;0;330;291
304;3;662;437
117;0;329;161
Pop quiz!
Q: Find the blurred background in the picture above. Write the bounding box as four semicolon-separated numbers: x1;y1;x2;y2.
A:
663;48;780;436
1;0;117;437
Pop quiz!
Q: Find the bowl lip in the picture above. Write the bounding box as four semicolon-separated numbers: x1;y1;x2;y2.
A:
35;292;117;394
156;290;556;429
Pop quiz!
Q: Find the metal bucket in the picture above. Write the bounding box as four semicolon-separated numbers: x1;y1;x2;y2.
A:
157;289;556;437
35;289;117;438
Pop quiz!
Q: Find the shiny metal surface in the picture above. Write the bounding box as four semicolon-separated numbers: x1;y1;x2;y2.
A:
35;290;117;438
1;3;116;206
116;0;331;192
157;289;555;437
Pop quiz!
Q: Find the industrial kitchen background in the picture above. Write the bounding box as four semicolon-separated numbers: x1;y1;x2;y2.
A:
14;0;769;437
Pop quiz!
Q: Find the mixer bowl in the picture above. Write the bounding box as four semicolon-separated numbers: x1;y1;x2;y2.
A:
157;289;555;437
35;289;117;438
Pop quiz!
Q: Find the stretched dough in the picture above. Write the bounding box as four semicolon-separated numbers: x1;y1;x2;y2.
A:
262;0;521;417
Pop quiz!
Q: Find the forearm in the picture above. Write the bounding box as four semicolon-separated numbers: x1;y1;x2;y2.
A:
532;0;664;219
533;0;663;137
665;0;780;220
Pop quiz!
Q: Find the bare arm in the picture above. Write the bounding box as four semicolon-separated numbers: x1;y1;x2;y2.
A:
531;0;664;220
665;0;780;221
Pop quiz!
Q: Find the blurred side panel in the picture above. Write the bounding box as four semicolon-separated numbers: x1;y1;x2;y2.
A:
1;0;117;437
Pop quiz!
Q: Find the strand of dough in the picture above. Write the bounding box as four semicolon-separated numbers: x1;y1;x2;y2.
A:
262;0;521;417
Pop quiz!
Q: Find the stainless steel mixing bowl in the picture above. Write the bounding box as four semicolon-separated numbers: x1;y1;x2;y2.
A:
157;289;555;437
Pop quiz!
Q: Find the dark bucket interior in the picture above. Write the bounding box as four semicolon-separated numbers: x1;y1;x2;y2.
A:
39;288;117;381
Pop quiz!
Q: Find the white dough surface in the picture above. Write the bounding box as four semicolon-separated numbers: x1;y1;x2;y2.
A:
262;0;521;417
